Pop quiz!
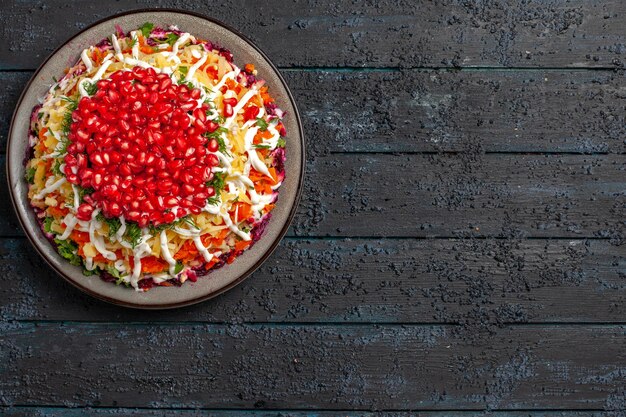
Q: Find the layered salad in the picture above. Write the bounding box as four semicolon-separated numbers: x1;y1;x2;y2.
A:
25;23;286;290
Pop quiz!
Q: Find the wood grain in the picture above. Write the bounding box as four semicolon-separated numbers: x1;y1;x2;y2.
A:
292;153;626;238
1;238;624;324
4;69;626;155
1;323;625;410
1;0;625;70
290;69;626;154
1;1;625;414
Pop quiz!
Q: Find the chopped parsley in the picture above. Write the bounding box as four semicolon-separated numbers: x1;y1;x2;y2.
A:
128;37;137;48
139;22;154;37
54;238;82;266
256;117;269;131
178;66;188;77
277;137;286;148
174;263;184;275
25;167;36;184
165;33;179;46
254;144;271;149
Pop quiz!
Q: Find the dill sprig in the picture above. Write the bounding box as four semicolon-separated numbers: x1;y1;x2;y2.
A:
206;172;227;206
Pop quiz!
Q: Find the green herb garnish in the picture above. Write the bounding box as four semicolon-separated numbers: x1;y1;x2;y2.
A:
43;217;55;234
139;22;154;37
254;144;271;150
97;213;122;237
174;263;184;275
277;137;286;148
52;159;63;176
256;117;269;131
54;238;82;266
25;167;36;184
106;265;121;279
78;186;94;201
82;268;99;276
124;223;142;248
206;172;227;206
82;81;98;96
165;33;179;46
149;215;198;234
203;127;230;155
179;66;188;77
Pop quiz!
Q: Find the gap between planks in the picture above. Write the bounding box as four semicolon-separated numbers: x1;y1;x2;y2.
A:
0;235;618;240
11;320;626;327
0;405;612;413
0;66;624;73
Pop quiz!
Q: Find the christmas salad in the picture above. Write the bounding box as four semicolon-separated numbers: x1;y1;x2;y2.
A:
25;23;287;290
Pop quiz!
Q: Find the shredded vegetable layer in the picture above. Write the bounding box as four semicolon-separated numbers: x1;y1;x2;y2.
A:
26;23;287;290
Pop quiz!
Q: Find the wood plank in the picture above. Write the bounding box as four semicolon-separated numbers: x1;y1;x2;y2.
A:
4;69;626;154
1;1;625;70
1;238;624;324
292;153;626;238
1;323;624;409
2;154;625;238
291;69;626;154
0;408;616;416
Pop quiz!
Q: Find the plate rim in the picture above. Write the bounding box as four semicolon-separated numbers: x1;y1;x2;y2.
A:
6;8;305;310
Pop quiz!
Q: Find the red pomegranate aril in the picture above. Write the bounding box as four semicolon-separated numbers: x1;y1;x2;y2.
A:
207;138;219;152
180;102;195;111
162;212;176;223
108;90;120;103
206;121;219;132
108;203;122;217
206;154;219;166
206;186;215;197
182;184;195;196
223;97;238;106
159;78;172;91
76;203;94;221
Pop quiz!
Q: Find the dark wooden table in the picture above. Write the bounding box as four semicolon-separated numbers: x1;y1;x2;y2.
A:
1;1;625;416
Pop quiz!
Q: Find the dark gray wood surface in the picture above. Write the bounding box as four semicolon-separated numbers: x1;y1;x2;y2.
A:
0;1;624;416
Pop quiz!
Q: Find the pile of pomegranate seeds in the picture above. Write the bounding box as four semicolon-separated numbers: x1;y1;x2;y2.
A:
64;67;224;227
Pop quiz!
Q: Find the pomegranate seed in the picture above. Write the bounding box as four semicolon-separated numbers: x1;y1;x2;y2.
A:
76;203;94;221
207;138;219;152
